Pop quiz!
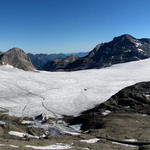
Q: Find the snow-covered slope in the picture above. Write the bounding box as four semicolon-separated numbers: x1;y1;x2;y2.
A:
0;59;150;118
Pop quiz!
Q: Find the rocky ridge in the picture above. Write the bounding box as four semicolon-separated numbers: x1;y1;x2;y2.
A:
44;34;150;71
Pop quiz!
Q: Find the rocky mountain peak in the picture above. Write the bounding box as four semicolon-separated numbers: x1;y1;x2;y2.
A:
5;48;29;59
43;34;150;71
113;34;136;41
0;48;36;71
110;34;140;50
8;47;23;51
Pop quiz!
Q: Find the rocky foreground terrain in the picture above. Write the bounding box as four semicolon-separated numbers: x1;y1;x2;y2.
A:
0;82;150;150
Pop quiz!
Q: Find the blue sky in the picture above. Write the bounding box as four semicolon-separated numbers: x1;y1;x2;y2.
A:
0;0;150;54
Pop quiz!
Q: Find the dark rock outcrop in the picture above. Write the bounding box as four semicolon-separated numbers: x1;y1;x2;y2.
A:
44;34;150;71
139;145;150;150
68;81;150;130
0;48;36;71
87;81;150;115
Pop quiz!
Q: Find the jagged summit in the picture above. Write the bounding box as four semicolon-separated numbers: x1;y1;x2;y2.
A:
0;47;36;71
8;47;23;51
113;34;136;40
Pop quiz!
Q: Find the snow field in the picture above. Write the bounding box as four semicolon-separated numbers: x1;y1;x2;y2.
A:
0;58;150;118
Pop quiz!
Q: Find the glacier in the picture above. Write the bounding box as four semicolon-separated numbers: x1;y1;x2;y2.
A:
0;58;150;118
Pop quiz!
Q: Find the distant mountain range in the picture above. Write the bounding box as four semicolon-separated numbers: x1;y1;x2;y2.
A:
44;34;150;71
0;34;150;72
27;52;88;70
0;48;88;71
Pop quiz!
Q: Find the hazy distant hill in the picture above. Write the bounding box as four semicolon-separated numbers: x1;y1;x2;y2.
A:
65;52;89;57
43;55;79;71
27;53;66;70
28;52;88;70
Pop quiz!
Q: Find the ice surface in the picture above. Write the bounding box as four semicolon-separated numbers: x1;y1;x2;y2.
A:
48;122;81;136
0;58;150;118
69;124;82;132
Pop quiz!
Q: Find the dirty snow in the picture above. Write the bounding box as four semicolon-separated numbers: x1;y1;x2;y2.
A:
69;124;82;132
112;142;138;148
102;110;111;116
47;122;81;136
21;120;34;124
138;48;144;52
135;42;142;47
0;58;150;118
80;138;100;143
124;139;137;142
24;120;81;136
0;121;5;125
124;106;130;109
8;131;40;138
9;145;19;148
0;144;19;148
25;143;72;149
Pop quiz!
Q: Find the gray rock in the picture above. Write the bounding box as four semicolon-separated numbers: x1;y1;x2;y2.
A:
0;48;36;71
139;145;150;150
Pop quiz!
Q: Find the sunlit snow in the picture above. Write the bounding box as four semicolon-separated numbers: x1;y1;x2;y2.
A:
0;58;150;118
